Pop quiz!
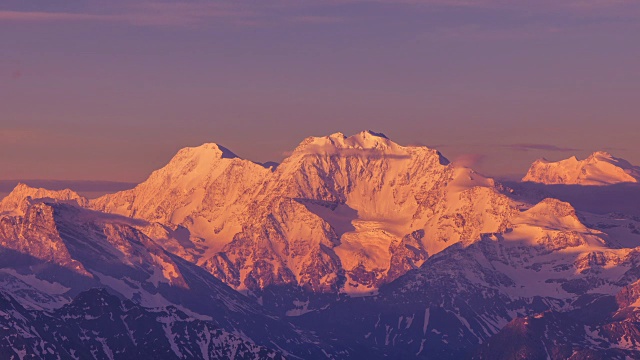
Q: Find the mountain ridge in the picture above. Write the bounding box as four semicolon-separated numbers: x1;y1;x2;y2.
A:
523;151;640;185
82;133;638;309
90;131;518;299
8;135;636;302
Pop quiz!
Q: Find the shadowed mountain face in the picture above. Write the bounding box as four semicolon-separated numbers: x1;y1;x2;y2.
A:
0;288;286;360
291;237;640;359
0;199;338;358
2;133;640;359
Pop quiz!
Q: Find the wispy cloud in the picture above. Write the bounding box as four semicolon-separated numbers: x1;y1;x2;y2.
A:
339;0;640;29
123;2;257;26
0;10;118;22
344;0;640;11
419;24;562;42
504;143;581;152
290;15;345;24
451;153;485;167
407;142;450;149
0;2;257;27
1;0;637;29
601;146;628;152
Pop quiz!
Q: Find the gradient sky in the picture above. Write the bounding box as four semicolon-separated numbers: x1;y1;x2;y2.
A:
1;0;639;183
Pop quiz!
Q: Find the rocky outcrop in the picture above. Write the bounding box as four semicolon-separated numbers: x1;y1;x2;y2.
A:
0;288;285;360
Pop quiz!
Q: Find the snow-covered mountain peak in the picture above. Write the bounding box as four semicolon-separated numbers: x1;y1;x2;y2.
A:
347;130;392;149
527;198;577;219
0;183;88;214
175;142;238;160
284;131;452;175
522;151;640;185
586;150;637;168
90;142;270;251
329;129;389;142
292;130;403;156
163;142;240;173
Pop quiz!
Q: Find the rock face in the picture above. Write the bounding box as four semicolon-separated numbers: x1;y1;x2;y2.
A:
522;151;640;185
0;288;285;360
474;309;640;360
475;278;640;360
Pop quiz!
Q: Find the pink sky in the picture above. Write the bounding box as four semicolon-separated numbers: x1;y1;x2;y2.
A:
1;0;639;182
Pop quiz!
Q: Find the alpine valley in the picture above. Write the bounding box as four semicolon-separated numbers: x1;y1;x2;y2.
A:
3;131;640;359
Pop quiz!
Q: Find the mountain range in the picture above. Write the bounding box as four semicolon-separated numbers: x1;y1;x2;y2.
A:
2;131;640;359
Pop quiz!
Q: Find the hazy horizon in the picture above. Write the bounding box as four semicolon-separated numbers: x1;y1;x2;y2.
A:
0;132;616;184
0;130;633;184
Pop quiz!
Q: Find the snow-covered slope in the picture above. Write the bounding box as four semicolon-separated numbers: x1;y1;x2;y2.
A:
293;198;640;358
522;151;640;185
0;198;335;358
204;131;519;297
0;183;88;214
91;143;271;255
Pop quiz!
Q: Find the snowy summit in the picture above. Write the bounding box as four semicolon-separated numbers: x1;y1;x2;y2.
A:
522;151;640;185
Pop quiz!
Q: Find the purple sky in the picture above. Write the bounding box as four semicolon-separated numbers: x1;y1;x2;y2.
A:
1;0;639;183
